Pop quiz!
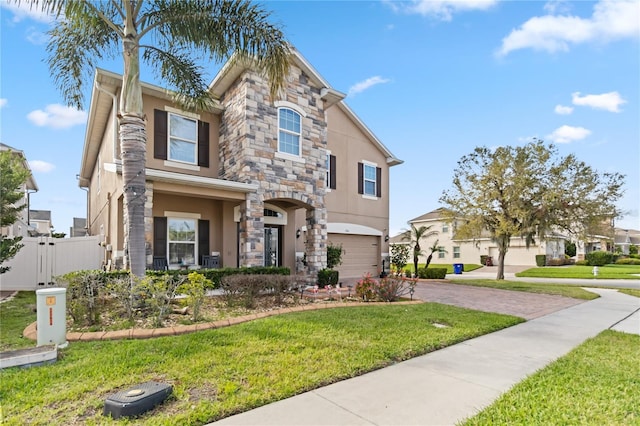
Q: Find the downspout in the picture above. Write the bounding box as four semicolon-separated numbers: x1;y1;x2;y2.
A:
95;81;119;160
78;182;90;236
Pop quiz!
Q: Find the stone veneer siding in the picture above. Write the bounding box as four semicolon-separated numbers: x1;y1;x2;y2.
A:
218;65;328;280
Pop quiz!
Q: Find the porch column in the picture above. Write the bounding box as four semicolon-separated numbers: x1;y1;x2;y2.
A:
238;193;264;267
144;181;154;267
305;206;327;284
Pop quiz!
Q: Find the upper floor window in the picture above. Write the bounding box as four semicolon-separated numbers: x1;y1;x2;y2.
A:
358;161;381;198
154;109;210;168
169;113;197;164
278;108;301;156
326;153;336;189
442;223;449;233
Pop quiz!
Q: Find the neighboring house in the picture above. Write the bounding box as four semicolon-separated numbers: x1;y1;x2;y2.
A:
78;47;402;279
29;209;53;237
614;228;640;255
70;217;88;237
395;208;568;267
0;143;38;238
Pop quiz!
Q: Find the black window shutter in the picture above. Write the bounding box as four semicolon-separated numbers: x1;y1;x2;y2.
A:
376;167;382;197
198;120;210;168
198;220;210;265
154;217;167;257
329;154;337;190
154;110;168;160
357;162;363;194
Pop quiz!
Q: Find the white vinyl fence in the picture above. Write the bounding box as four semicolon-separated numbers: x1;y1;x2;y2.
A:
0;236;104;291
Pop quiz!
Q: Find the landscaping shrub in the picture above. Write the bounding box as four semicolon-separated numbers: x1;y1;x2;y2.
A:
317;268;339;288
630;245;638;255
565;242;577;257
136;274;186;327
220;274;296;308
417;267;447;279
390;243;410;271
480;255;488;266
616;257;640;265
355;273;376;301
373;276;417;302
575;259;589;266
586;250;614;266
177;272;210;321
57;270;106;326
535;255;546;267
326;243;344;269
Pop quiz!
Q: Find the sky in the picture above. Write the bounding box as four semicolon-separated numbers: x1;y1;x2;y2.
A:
1;0;638;238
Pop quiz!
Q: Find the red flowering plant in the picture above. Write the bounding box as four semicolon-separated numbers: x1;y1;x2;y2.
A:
355;273;376;301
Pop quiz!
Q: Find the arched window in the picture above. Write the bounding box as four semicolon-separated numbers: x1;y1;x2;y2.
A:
278;107;301;156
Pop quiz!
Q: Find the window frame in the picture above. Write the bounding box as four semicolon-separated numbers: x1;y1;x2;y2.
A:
438;246;446;259
167;217;198;265
363;163;377;197
453;246;461;259
277;107;302;157
168;112;198;165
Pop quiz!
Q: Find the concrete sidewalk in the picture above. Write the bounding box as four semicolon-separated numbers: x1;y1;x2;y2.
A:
209;288;639;426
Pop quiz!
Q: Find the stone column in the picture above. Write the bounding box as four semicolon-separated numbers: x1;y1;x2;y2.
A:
144;181;154;267
238;193;264;267
304;206;327;283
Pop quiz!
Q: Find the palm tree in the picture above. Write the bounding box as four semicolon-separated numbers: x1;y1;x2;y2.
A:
28;0;290;277
402;224;437;277
424;239;442;269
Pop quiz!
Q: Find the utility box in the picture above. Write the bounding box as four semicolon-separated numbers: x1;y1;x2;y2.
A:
36;288;67;348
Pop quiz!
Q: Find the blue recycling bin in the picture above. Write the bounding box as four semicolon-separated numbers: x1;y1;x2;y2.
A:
453;263;463;274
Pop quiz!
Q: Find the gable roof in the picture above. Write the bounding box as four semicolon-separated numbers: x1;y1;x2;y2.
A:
209;46;402;167
0;143;39;191
409;207;454;223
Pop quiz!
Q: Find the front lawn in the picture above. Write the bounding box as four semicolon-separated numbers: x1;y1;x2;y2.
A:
0;299;522;425
516;264;640;279
463;330;640;425
0;291;36;351
448;279;600;300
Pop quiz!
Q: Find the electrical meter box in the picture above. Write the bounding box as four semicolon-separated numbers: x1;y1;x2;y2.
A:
36;288;67;348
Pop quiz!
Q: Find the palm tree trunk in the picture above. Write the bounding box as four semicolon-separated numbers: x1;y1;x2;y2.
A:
120;114;146;277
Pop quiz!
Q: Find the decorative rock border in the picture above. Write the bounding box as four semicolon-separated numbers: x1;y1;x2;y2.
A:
24;300;423;342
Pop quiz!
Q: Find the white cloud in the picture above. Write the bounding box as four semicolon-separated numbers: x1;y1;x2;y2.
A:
572;91;626;112
27;104;87;129
388;0;498;21
543;0;572;15
0;98;7;108
554;104;574;115
348;76;391;97
547;125;591;143
497;0;639;56
1;2;56;23
29;160;56;173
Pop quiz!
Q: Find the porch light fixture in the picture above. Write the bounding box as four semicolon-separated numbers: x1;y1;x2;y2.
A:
384;235;389;242
296;229;301;238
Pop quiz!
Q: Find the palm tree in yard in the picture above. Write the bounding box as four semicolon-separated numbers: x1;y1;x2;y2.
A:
22;0;290;277
402;224;437;277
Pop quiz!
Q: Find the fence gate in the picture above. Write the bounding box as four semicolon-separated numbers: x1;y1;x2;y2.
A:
0;236;104;291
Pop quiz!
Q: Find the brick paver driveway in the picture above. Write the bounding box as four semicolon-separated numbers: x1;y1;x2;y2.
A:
412;281;585;320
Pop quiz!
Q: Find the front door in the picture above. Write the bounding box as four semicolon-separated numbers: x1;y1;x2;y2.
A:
264;225;282;267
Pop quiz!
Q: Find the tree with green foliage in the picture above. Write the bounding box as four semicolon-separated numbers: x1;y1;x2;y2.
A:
23;0;290;277
440;140;624;280
565;241;577;257
0;150;31;273
424;240;442;269
389;243;410;273
402;224;437;277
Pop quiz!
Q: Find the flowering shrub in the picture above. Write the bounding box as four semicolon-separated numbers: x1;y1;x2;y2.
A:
355;273;417;302
355;273;376;301
374;276;417;302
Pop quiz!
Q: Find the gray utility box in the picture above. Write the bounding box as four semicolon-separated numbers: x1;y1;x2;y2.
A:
104;381;173;419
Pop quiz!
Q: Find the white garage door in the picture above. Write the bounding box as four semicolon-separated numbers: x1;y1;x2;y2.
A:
328;234;379;279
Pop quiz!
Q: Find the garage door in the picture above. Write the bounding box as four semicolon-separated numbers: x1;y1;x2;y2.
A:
328;234;379;279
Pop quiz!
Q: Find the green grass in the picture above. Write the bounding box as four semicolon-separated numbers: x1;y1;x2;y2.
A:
619;288;640;298
516;264;640;279
403;263;483;274
0;291;36;351
0;300;522;425
449;279;600;300
462;330;640;425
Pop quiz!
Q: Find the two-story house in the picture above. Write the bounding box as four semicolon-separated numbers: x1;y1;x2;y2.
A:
78;47;402;279
0;143;39;238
